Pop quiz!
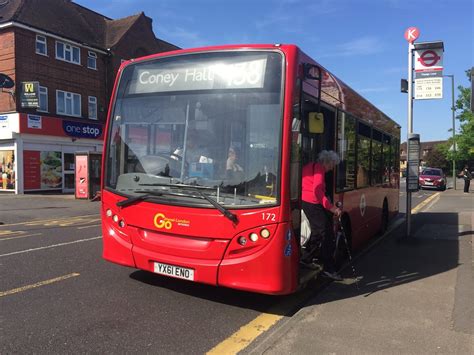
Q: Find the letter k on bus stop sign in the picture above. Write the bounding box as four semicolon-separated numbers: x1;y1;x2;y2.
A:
404;27;420;43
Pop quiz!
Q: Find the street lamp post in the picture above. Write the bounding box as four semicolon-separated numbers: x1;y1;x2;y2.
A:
444;74;456;190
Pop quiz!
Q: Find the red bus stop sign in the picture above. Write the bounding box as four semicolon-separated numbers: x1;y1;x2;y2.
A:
404;27;420;43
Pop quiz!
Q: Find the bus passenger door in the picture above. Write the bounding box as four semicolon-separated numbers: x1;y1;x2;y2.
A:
301;97;336;203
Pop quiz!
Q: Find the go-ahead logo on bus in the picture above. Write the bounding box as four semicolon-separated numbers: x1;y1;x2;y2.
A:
153;213;190;230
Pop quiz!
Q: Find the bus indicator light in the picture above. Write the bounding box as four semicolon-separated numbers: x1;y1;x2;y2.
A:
106;209;113;217
238;236;247;246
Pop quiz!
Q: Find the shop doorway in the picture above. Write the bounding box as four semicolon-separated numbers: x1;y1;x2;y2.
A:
63;153;75;193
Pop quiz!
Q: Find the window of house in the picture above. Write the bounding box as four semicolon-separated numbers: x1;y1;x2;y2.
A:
56;41;81;65
36;35;47;56
88;96;97;119
56;90;81;117
87;51;97;70
38;86;48;112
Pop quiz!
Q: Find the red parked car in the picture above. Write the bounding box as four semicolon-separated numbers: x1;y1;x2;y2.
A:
419;168;446;191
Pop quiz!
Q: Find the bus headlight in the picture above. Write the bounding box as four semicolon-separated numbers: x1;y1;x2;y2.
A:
106;209;113;217
260;228;270;239
113;215;119;223
249;232;259;242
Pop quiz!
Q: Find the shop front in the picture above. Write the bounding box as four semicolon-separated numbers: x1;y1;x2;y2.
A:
0;113;103;194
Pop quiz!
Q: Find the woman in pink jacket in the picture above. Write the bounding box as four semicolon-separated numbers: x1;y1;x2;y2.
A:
301;150;342;281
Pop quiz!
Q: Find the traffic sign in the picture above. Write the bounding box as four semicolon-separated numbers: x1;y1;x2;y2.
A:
418;50;441;67
414;48;443;73
404;27;420;43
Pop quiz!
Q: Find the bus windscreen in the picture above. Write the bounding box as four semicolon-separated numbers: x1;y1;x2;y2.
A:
105;51;283;208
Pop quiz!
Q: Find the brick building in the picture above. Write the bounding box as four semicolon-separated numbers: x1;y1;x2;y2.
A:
0;0;178;193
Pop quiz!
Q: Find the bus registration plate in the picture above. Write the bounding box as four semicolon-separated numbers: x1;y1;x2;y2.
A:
153;262;195;281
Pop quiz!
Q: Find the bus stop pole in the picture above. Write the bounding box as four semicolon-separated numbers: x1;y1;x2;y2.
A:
406;42;414;237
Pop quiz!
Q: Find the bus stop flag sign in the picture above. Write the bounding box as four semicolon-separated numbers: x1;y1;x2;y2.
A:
404;27;420;43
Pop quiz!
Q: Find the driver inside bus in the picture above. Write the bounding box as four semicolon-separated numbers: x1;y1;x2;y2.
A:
173;129;213;164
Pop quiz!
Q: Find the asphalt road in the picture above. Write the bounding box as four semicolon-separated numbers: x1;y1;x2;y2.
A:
0;186;444;354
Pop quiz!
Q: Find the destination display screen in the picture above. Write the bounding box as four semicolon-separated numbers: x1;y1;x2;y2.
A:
126;54;269;94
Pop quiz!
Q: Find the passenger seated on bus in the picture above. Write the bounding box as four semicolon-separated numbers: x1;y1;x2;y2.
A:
226;146;244;181
301;150;343;281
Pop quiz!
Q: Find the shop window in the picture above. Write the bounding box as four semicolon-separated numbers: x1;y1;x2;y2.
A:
38;86;48;112
336;111;356;191
87;51;97;70
36;35;47;56
57;90;81;117
88;96;97;119
56;41;81;65
0;150;15;190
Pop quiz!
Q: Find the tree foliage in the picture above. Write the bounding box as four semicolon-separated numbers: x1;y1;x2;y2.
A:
445;69;474;164
424;144;450;172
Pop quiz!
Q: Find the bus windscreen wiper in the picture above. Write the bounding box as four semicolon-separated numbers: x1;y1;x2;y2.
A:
138;182;214;190
132;184;238;223
116;190;165;207
196;190;238;224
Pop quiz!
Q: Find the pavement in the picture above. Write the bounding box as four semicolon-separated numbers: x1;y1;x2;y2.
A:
245;188;473;354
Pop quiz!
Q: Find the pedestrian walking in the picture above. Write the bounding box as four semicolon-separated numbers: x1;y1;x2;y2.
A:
459;165;472;193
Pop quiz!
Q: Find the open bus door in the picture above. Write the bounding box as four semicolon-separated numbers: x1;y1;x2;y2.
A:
297;64;338;286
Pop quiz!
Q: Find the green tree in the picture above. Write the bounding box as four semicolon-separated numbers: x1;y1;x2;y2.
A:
447;69;474;163
424;144;450;171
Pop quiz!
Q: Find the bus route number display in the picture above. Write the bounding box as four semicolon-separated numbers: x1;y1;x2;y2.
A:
129;56;267;94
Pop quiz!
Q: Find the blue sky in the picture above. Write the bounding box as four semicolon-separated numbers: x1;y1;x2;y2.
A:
76;0;473;143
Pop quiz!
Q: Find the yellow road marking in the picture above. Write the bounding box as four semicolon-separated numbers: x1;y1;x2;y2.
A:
0;233;42;241
0;230;26;236
0;214;99;227
411;192;440;214
207;312;283;355
0;273;80;298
